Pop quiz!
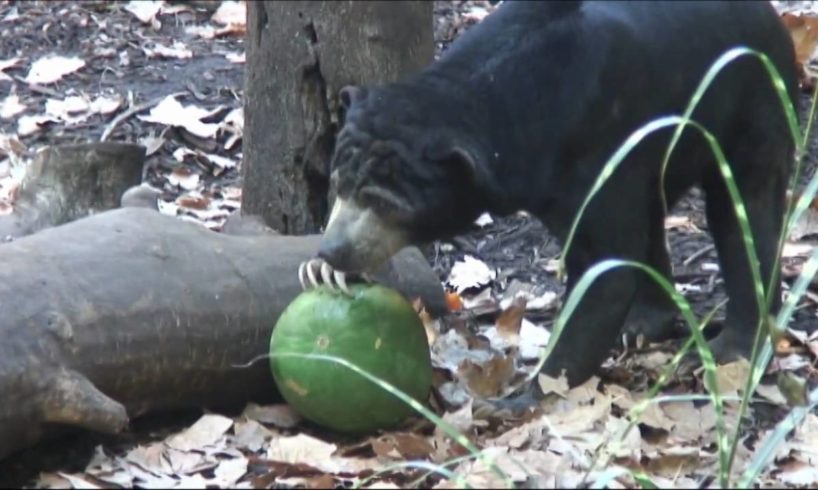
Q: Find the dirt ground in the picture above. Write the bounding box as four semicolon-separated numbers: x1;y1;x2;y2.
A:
0;0;816;486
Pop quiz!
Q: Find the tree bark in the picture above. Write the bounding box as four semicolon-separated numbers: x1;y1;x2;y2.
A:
0;143;145;241
0;206;445;461
243;1;433;234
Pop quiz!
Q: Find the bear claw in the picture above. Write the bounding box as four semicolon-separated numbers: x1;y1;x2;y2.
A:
298;258;369;295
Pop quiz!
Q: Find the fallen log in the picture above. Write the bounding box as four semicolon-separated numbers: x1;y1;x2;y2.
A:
0;143;145;241
0;206;445;461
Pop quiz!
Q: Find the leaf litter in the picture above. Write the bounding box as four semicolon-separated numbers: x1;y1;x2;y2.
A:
0;0;814;488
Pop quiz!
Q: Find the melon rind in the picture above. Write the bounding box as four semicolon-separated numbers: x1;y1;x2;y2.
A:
270;284;432;433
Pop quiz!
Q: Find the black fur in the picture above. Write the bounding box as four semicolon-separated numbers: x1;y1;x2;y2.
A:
326;1;798;386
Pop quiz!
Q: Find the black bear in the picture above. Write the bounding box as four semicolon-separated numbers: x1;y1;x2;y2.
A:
300;1;798;406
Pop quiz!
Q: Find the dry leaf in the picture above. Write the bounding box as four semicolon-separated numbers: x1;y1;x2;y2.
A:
212;1;246;26
138;95;220;139
306;474;336;489
125;442;165;469
458;354;515;398
173;147;238;174
265;434;379;474
363;481;401;490
564;375;601;405
483;318;550;361
431;328;494;373
607;384;675;432
186;25;218;39
662;401;716;440
176;194;211;210
145;41;193;60
225;51;246;64
755;382;788;406
447;255;496;293
445;447;566;488
782;241;816;259
537;372;569;398
17;114;59;137
0;57;22;81
487;413;550;449
777;460;818;486
45;96;89;117
777;371;809;407
474;212;493;227
162;446;208;474
242;403;301;429
496;296;527;338
89;94;123;115
267;433;336;464
167;167;200;190
371;433;435;460
0;135;25;158
518;319;551;360
233;418;275;452
601;416;642;460
157;198;179;216
220;107;244;150
418;306;439;346
212;456;249;486
641;452;703;480
779;413;818;461
181;203;230;222
435;400;475;438
463;6;491;22
25;55;85;85
166;413;234;451
789;204;818;240
139;134;166;157
174;474;209;488
460;286;495;312
35;473;72;489
665;214;699;232
124;0;163;27
522;290;559;310
632;350;674;371
771;352;811;372
546;397;612;439
781;12;818;67
56;473;100;489
0;94;25;119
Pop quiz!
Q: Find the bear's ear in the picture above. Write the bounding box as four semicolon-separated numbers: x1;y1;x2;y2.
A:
339;86;365;109
438;146;484;187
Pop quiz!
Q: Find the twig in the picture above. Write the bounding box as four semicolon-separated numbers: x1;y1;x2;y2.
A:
683;243;716;267
12;76;61;98
100;91;186;142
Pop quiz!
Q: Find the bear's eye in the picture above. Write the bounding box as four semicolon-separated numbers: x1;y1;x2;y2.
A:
338;146;359;164
358;185;412;217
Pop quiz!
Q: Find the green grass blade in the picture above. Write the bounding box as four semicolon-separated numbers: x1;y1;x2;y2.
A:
738;386;818;487
777;247;818;327
542;258;730;483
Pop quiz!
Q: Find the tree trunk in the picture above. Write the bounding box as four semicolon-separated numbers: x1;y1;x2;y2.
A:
243;1;433;234
0;205;445;461
0;143;145;241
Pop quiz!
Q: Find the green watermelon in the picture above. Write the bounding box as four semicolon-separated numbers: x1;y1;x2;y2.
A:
269;283;432;433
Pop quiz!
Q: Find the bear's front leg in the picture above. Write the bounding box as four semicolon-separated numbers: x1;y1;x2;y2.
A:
474;260;640;419
541;256;640;386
